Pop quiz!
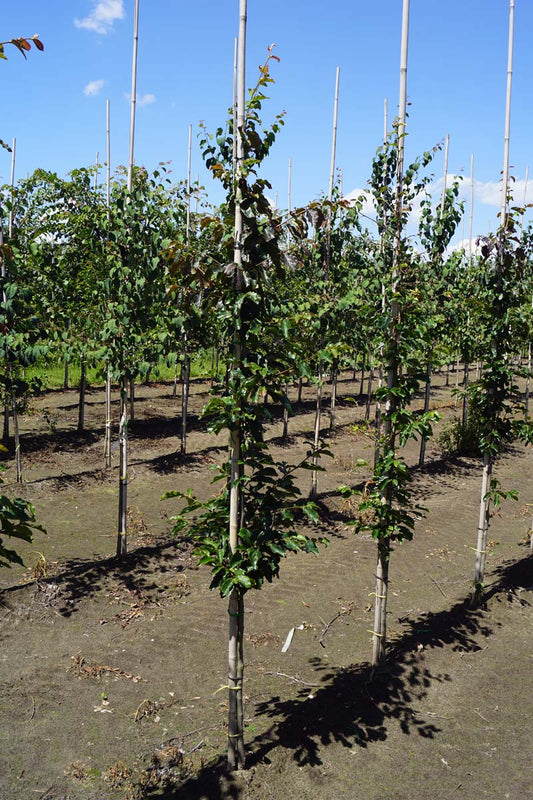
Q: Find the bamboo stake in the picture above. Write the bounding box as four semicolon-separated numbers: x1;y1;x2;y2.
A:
469;154;474;263
227;0;247;771
473;0;515;604
127;0;139;192
232;36;238;178
186;123;192;243
106;100;111;210
8;139;22;480
374;100;388;466
3;140;16;441
372;0;409;668
8;138;16;238
116;378;128;558
500;0;514;227
419;137;449;468
311;66;339;497
117;0;140;559
440;133;449;215
104;100;113;468
181;124;193;455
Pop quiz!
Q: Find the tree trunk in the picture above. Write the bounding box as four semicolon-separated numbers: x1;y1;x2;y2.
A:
365;367;374;421
329;366;337;431
227;590;246;770
77;356;86;432
372;541;390;666
116;377;128;559
181;354;190;455
310;363;323;499
12;394;22;483
359;364;365;398
418;364;432;468
472;451;492;605
374;364;383;467
104;368;112;468
525;341;531;419
129;377;135;422
172;360;179;398
462;362;469;428
282;387;289;440
3;401;9;441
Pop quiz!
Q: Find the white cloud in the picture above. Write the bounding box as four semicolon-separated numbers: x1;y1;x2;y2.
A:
124;92;156;107
138;93;156;107
344;188;376;222
75;1;125;35
84;79;105;96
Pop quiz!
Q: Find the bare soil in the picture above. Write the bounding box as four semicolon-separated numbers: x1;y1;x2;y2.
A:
0;371;532;800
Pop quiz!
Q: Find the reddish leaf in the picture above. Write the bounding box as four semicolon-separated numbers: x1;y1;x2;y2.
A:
32;36;44;51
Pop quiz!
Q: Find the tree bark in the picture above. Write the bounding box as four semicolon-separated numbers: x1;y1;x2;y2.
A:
372;541;390;666
472;451;492;605
77;356;86;432
181;353;190;455
116;377;128;559
104;368;112;468
418;364;432;468
310;363;323;499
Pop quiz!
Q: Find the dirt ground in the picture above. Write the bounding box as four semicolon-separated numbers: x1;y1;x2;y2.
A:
0;370;532;800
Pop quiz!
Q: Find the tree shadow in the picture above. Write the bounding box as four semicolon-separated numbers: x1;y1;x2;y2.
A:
0;536;195;618
165;556;533;798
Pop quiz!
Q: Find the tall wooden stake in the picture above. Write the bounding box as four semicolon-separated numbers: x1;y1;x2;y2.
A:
372;0;409;667
117;0;140;559
473;0;514;603
227;0;247;771
104;100;113;468
311;66;340;497
181;124;193;456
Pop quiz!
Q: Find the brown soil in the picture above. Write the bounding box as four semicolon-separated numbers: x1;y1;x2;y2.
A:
0;371;532;800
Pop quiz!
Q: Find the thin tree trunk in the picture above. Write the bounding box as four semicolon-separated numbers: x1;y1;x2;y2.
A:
445;361;450;387
374;364;383;467
297;376;303;403
228;590;245;770
282;387;289;440
129;377;135;422
104;368;112;468
12;394;22;483
329;366;337;431
173;360;178;398
372;0;409;668
418;364;432;468
372;542;389;666
181;353;190;455
359;364;365;398
472;451;492;605
116;377;128;559
525;341;531;418
365;367;374;422
2;402;8;442
227;0;247;770
77;356;86;432
63;359;69;391
310;363;323;499
462;362;469;428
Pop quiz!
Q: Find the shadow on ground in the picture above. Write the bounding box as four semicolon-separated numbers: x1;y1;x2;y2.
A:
148;556;532;799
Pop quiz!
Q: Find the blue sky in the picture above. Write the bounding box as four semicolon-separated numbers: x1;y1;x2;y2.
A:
2;1;532;243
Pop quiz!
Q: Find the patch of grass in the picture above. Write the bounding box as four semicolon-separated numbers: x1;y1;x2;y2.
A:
25;349;218;391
